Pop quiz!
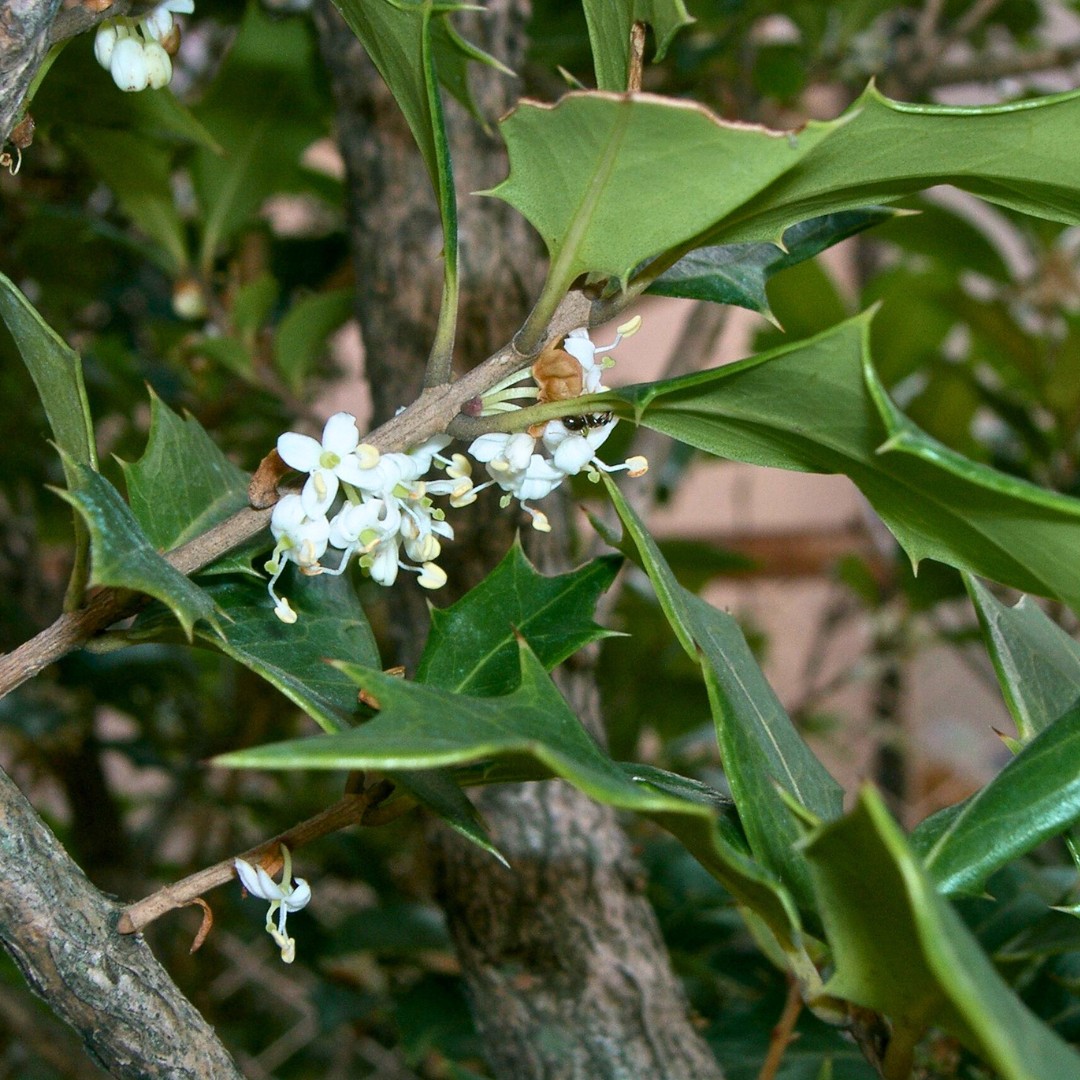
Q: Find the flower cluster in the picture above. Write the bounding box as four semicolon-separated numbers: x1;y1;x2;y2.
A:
465;320;647;532
94;0;192;93
265;413;472;623
235;846;311;964
266;322;645;620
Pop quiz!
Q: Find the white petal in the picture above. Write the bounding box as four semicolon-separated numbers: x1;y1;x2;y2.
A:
335;452;374;486
270;494;307;538
278;431;323;472
300;471;338;518
321;412;360;456
553;436;594;475
284;877;312;911
234;858;264;897
468;433;512;463
369;544;400;586
503;433;536;471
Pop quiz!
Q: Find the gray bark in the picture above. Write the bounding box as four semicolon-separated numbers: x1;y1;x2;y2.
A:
0;0;60;146
314;2;724;1077
0;765;243;1079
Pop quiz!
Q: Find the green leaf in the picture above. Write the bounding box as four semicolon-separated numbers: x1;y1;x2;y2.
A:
582;0;694;91
119;390;250;552
330;0;467;368
646;208;895;319
192;571;378;734
191;2;328;271
0;271;97;601
487;92;840;297
602;477;842;911
915;705;1080;895
66;129;188;275
217;637;806;950
416;539;621;695
715;85;1080;245
56;463;216;639
0;272;97;475
216;639;683;799
965;575;1080;743
612;313;1080;615
273;287;354;393
802;788;1080;1079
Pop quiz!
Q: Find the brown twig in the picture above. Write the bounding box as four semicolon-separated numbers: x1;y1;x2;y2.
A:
628;21;646;93
0;290;607;702
757;976;803;1080
118;781;394;936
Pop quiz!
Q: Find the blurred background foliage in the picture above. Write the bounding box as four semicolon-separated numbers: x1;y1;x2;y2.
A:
4;0;1080;1076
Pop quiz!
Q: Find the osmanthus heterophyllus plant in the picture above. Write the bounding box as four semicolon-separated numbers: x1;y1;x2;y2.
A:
6;1;1080;1077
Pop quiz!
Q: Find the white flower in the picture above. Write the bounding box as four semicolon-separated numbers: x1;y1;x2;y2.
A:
264;494;331;622
278;412;378;517
235;846;311;964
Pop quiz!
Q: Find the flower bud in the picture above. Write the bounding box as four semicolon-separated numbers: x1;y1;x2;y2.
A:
143;42;173;90
94;23;119;69
110;38;150;92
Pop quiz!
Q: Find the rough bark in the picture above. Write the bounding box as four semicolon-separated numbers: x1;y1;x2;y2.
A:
0;765;244;1080
314;2;723;1077
0;0;60;146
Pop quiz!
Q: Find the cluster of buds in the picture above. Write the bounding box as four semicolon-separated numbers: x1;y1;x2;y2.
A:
266;322;646;621
93;0;192;92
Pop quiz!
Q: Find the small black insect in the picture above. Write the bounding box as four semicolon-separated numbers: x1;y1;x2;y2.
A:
563;412;613;432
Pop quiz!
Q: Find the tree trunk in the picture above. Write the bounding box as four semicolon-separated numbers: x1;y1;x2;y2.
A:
314;3;724;1077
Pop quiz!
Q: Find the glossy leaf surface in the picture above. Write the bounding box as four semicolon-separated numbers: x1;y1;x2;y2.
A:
803;788;1080;1079
610;313;1080;613
120;391;250;552
57;464;216;639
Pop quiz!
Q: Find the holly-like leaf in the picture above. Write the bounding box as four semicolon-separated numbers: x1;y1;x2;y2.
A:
609;312;1080;615
416;538;621;695
199;571;378;733
803;788;1080;1079
965;575;1080;743
582;0;694;91
56;463;216;639
0;272;98;601
119;390;250;552
647;208;896;320
913;704;1080;895
602;477;842;913
487;92;840;298
714;84;1080;245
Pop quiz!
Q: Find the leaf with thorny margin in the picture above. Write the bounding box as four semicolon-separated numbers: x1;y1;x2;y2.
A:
416;538;621;695
964;574;1080;744
55;462;217;640
214;638;805;946
601;476;843;914
646;208;897;322
174;570;379;734
485;92;841;298
911;704;1080;896
710;83;1080;246
604;311;1080;616
582;0;694;92
802;787;1080;1079
0;271;97;602
119;389;250;553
